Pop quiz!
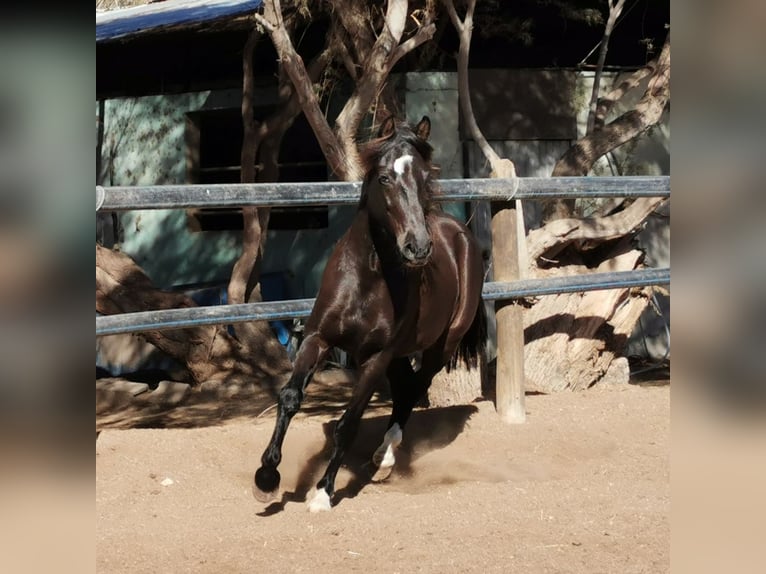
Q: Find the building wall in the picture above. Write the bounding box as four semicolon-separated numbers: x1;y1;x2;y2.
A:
99;91;241;288
98;89;355;298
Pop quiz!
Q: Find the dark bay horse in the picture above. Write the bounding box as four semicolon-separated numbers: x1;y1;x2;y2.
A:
254;115;486;512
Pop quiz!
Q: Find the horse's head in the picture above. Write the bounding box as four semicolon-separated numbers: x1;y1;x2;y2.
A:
362;115;434;268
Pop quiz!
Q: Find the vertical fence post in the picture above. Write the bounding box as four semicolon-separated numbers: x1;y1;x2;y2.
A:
491;196;527;424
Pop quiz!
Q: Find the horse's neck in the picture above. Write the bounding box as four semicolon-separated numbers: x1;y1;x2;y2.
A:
362;213;422;318
366;213;401;271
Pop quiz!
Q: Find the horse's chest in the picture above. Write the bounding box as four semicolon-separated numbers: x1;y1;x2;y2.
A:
395;271;456;350
327;260;455;355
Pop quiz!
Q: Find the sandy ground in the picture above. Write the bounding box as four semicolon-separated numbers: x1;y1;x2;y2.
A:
96;370;669;573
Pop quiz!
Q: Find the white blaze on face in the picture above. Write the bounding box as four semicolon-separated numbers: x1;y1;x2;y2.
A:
393;154;413;177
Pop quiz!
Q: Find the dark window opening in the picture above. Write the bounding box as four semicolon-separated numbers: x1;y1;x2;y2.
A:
187;106;328;231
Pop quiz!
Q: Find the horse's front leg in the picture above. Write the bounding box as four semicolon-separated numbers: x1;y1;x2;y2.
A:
306;351;390;512
254;332;330;502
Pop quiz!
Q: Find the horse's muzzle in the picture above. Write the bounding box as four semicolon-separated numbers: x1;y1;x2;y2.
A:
402;239;433;267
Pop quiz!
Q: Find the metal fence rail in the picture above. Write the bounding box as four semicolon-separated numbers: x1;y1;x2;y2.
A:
96;268;670;336
97;176;670;211
96;175;670;341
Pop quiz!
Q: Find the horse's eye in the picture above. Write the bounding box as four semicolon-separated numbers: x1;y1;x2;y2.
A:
378;175;391;186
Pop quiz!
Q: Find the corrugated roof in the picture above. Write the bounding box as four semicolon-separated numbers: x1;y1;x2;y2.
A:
96;0;263;43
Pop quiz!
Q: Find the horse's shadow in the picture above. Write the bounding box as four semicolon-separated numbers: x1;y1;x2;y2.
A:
257;403;478;516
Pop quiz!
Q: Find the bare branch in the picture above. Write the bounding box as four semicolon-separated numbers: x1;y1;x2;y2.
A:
333;0;411;178
240;30;260;186
391;22;437;67
553;34;669;177
594;62;656;130
256;0;346;178
331;0;375;80
527;197;667;263
252;13;274;33
442;0;462;31
585;0;626;135
230;36;334;311
333;28;361;80
441;0;511;177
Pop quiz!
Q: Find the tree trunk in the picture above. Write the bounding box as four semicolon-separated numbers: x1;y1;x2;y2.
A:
523;241;652;392
96;244;290;391
432;0;525;411
520;35;670;391
542;0;626;223
251;1;670;401
227;30;279;351
95;25;342;393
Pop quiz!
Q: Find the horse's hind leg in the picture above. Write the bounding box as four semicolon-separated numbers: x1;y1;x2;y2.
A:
371;352;441;482
306;351;389;512
254;332;329;502
370;358;415;481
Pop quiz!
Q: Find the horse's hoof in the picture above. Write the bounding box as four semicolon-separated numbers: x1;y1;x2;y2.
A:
252;484;279;503
306;487;332;512
370;463;394;483
255;466;280;491
370;423;401;483
254;466;281;503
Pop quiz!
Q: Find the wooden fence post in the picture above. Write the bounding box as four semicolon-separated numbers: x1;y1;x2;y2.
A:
491;201;526;423
490;161;527;424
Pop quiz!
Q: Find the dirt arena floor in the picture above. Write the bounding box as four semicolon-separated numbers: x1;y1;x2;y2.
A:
96;369;669;573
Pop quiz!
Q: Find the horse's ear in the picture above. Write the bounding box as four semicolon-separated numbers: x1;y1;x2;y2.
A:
415;116;431;141
378;115;396;139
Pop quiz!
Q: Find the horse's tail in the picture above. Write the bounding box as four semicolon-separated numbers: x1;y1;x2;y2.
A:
447;300;487;372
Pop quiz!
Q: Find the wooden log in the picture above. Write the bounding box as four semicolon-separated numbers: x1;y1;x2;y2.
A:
427;359;484;408
523;245;650;392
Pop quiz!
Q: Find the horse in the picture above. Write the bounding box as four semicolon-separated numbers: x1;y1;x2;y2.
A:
253;115;486;512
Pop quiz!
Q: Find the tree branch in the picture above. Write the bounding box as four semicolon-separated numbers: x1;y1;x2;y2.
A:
333;0;377;70
229;32;334;359
526;196;666;262
229;29;264;309
441;0;513;178
442;0;463;31
332;24;361;80
585;0;626;135
553;34;669;177
333;0;410;179
391;22;437;67
594;61;656;130
255;0;347;178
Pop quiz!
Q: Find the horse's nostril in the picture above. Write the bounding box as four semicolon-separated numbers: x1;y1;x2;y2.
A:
402;235;430;263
